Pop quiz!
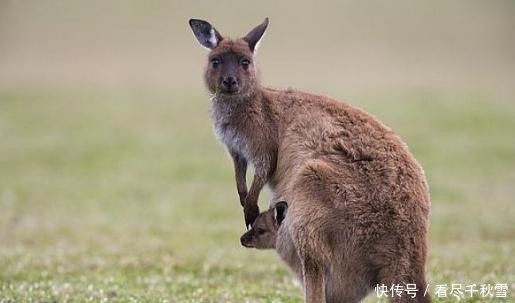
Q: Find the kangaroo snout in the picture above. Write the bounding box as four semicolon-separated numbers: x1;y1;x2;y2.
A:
240;232;253;247
220;76;238;93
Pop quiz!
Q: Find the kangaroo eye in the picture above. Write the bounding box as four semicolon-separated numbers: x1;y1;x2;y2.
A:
256;228;266;235
211;58;221;67
240;58;251;69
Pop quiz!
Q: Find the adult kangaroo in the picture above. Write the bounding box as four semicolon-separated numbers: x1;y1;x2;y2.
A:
189;18;431;303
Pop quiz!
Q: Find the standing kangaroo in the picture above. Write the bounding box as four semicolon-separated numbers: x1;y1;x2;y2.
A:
189;18;431;303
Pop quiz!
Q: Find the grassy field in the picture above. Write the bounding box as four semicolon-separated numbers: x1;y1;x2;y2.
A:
1;0;514;302
0;87;514;302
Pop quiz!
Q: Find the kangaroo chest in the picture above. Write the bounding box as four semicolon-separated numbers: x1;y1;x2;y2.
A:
216;122;251;160
211;102;254;164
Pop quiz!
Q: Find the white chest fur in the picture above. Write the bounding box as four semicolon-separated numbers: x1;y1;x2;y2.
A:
211;100;251;163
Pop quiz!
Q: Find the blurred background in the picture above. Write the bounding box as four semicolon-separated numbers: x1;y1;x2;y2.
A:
2;0;515;93
1;1;514;302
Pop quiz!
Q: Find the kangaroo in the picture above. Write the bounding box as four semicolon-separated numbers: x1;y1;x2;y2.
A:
240;202;304;284
241;202;370;302
242;202;430;303
240;202;288;250
189;18;431;303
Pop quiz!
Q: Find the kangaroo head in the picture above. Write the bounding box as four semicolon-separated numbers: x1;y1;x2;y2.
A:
189;18;269;98
240;202;287;249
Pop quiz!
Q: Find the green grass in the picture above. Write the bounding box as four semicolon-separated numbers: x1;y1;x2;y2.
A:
0;87;514;302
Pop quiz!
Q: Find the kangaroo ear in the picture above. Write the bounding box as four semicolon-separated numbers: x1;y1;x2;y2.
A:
274;201;288;225
243;17;269;53
189;19;222;49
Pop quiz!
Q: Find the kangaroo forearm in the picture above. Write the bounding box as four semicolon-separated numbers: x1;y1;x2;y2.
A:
236;175;248;206
243;174;267;227
246;174;266;206
230;151;248;206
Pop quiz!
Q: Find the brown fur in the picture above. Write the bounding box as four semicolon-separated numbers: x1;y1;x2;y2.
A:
240;204;303;285
241;204;372;303
190;18;431;303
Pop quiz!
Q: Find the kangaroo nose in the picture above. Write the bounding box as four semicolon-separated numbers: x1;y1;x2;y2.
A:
240;233;251;247
240;234;248;245
222;76;237;88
